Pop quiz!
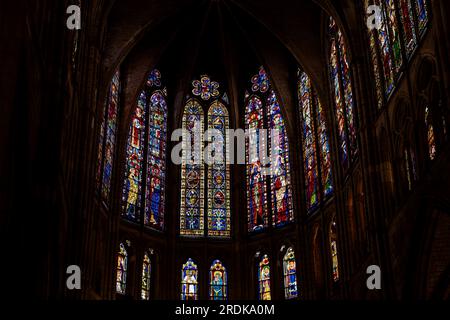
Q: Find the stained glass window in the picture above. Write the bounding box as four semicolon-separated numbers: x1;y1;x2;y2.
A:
97;70;120;204
180;76;231;238
246;67;294;232
399;0;417;56
116;242;128;294
180;99;205;236
330;219;339;282
297;70;333;212
267;91;294;227
329;18;358;170
364;0;430;107
209;260;227;300
181;258;198;300
122;91;146;222
246;95;268;232
258;254;271;300
121;69;168;229
207;102;231;237
415;0;429;34
144;91;168;230
283;247;298;299
141;251;151;300
425;106;436;160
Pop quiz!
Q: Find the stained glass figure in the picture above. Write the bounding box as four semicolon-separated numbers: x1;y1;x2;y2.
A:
246;96;268;232
207;102;231;237
116;242;128;294
192;75;220;101
141;252;151;300
258;254;271;300
209;260;227;300
122;91;146;222
330;219;339;282
180;99;205;236
121;70;168;229
267;90;294;227
181;258;198;300
283;247;298;299
425;106;436;160
144;91;167;230
297;70;333;211
97;70;120;203
399;0;417;56
329;17;358;170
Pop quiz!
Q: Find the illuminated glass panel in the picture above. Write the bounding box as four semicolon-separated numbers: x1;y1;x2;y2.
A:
415;0;429;34
330;219;339;282
180;100;205;236
267;90;294;227
298;71;320;210
399;0;417;56
207;102;231;237
283;248;298;299
122;91;147;222
144;91;167;230
116;242;128;294
246;96;268;232
425;106;437;160
209;260;227;300
316;96;334;198
141;252;151;300
384;0;403;72
181;258;198;300
329;18;357;169
258;254;271;300
97;70;120;203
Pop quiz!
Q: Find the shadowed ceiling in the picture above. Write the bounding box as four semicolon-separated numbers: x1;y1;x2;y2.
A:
99;0;360;136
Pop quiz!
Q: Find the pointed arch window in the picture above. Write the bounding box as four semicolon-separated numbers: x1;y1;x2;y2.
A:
180;99;205;236
283;247;298;299
328;18;358;170
116;241;129;294
258;254;271;300
297;69;333;212
245;66;294;233
97;70;120;204
207;102;231;237
209;260;227;300
122;69;168;230
329;218;339;282
141;251;152;300
179;75;231;238
181;258;198;300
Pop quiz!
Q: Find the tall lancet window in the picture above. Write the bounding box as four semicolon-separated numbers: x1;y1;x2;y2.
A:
297;69;333;212
209;260;227;300
97;70;120;204
181;258;198;300
179;75;231;237
245;66;294;233
141;251;152;300
330;218;340;282
180;99;205;236
258;254;271;300
283;247;298;299
116;241;129;295
207;102;231;237
122;69;168;230
328;17;358;171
